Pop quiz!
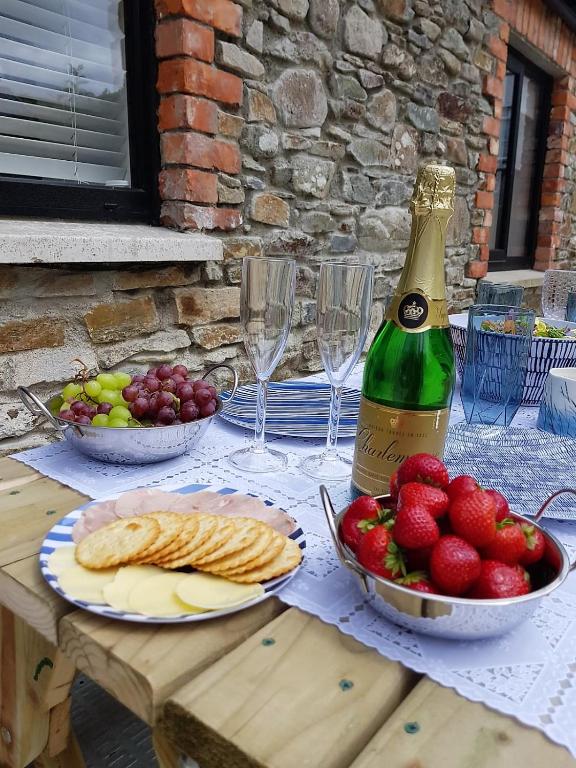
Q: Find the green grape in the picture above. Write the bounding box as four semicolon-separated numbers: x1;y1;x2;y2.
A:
84;380;102;399
91;414;109;427
108;418;128;428
62;382;82;400
111;391;128;407
96;373;117;390
113;372;132;389
97;388;118;404
109;405;131;421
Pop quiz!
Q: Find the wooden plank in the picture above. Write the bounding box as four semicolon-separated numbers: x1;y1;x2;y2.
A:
41;650;76;711
59;597;286;725
45;699;72;758
0;556;72;644
0;457;41;487
32;732;85;768
152;730;183;768
349;677;576;768
0;477;87;567
159;608;418;768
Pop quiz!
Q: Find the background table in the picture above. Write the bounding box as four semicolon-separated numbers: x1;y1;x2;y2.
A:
0;458;574;768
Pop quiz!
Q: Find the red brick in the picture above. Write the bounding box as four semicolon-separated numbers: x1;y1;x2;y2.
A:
483;75;504;100
538;220;561;235
477;154;498;173
475;191;494;209
159;168;218;203
547;134;570;151
493;99;502;119
485;175;496;192
495;60;506;81
545;148;569;165
155;0;243;37
539;207;564;222
493;0;515;23
161;201;243;231
161;132;241;173
84;297;159;343
488;137;499;155
543;163;565;179
158;95;218;133
483;116;501;137
155;18;214;61
542;177;567;193
466;260;489;279
479;244;490;261
0;318;64;353
488;35;508;61
538;234;561;248
534;246;555;263
550;105;571;121
541;192;562;207
472;227;489;244
499;22;510;43
157;59;243;106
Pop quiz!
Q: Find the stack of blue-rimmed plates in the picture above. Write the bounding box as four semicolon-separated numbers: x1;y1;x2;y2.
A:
219;381;360;438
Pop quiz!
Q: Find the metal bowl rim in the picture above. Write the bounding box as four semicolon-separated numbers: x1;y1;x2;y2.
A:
335;506;570;608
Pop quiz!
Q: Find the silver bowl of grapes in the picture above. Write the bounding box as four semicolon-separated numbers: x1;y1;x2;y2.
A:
18;363;238;465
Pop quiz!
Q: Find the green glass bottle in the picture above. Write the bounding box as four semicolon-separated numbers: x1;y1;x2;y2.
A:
352;164;456;496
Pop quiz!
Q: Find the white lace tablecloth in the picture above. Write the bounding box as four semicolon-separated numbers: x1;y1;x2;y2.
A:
13;368;576;756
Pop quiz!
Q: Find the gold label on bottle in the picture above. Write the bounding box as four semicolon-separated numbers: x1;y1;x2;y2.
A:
352;397;450;496
387;290;448;333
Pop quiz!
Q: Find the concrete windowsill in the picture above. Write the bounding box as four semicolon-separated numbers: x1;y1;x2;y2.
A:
0;219;222;264
486;269;545;289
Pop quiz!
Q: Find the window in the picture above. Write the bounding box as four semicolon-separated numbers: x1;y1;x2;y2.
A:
0;0;159;222
489;50;552;270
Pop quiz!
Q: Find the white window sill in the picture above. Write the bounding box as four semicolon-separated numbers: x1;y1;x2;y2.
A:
486;269;544;289
0;219;222;264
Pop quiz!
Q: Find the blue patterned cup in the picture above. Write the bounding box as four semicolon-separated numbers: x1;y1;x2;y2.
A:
537;368;576;437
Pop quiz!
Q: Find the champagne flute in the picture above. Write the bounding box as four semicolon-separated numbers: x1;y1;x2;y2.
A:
230;257;296;473
300;262;373;481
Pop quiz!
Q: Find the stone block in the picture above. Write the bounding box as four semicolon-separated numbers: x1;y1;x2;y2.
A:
438;92;473;123
347;138;389;166
440;27;469;61
84;296;160;343
264;229;321;256
216;41;265;79
218;111;245;138
96;330;192;368
112;265;199;290
308;0;340;38
300;211;337;233
378;0;414;23
245;20;264;54
191;323;242;349
344;6;385;61
273;69;328;128
246;89;277;124
330;73;368;102
174;286;240;325
291;156;336;199
278;0;309;19
359;207;411;249
366;88;397;132
406;102;439;132
445;137;468;166
330;233;358;253
0;318;65;353
250;193;291;227
222;237;263;260
389;124;420;173
341;171;375;204
242;125;280;158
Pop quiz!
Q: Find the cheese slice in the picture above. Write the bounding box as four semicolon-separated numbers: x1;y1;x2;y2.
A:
59;564;118;604
103;565;164;612
127;573;204;617
176;573;263;610
47;546;77;576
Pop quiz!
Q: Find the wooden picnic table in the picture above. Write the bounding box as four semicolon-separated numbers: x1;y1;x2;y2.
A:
0;455;574;768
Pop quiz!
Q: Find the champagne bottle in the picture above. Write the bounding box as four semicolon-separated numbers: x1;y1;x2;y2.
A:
351;163;456;496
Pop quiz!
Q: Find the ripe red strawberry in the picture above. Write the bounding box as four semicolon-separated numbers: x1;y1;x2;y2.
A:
468;560;530;599
395;571;439;594
519;524;546;566
356;526;404;580
393;505;440;549
446;475;479;501
448;489;497;547
484;489;510;522
397;482;449;518
481;520;527;565
341;496;382;552
389;469;399;499
430;536;481;596
396;453;449;490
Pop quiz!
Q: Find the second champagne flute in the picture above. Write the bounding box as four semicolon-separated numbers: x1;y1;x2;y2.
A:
229;257;296;473
300;262;374;481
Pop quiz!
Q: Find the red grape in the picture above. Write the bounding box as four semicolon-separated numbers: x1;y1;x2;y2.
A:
143;376;161;392
132;374;145;383
206;385;217;399
71;400;87;414
173;364;188;377
157;406;176;425
75;415;92;425
97;402;113;415
161;378;177;394
148;392;160;415
157;364;173;380
177;383;195;403
59;409;75;422
147;367;158;377
86;406;97;419
199;401;217;418
192;379;209;392
171;373;185;385
157;391;174;409
130;398;149;418
195;388;212;406
180;401;199;422
122;385;140;403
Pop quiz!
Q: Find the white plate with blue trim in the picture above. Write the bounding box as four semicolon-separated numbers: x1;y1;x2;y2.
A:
40;483;306;623
220;381;361;438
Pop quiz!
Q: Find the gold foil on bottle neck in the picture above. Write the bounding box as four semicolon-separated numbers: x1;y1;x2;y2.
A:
410;164;455;215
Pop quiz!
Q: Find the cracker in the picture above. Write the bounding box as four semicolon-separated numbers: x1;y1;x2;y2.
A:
132;512;185;563
225;537;303;584
76;517;160;570
210;529;285;576
144;513;201;562
155;515;228;569
192;517;261;567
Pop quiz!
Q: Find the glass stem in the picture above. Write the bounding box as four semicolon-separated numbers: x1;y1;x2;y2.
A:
254;377;268;453
325;384;343;459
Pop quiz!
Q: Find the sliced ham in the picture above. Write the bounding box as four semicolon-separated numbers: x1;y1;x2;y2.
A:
83;501;118;532
114;489;180;517
71;517;90;544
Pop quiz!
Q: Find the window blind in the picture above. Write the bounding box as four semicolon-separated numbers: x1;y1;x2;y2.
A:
0;0;132;186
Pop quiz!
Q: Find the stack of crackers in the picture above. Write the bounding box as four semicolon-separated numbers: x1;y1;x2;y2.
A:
76;512;302;584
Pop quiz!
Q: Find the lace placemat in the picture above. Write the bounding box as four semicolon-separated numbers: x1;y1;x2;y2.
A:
11;370;576;755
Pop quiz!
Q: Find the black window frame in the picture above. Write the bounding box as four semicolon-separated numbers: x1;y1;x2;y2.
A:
489;49;552;271
0;0;160;224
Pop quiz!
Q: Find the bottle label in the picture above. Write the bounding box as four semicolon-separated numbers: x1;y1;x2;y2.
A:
352;397;450;496
387;290;448;333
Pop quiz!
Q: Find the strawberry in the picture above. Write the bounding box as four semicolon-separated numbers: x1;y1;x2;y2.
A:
406;545;433;571
396;453;449;490
446;475;480;501
481;519;527;565
393;505;440;549
389;469;399;499
448;489;497;547
484;489;510;522
341;496;382;552
395;571;439;594
397;482;449;518
356;526;404;579
519;523;546;566
468;560;530;599
430;535;481;596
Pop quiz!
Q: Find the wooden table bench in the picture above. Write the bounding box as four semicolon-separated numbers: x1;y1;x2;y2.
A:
0;456;573;768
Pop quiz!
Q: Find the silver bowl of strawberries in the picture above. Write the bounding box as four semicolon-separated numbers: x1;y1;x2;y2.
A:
18;363;238;465
320;455;576;640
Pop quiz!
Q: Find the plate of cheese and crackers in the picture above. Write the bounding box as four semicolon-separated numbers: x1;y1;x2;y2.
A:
40;483;305;623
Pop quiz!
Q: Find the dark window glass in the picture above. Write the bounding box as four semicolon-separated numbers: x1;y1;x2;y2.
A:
489;50;551;270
